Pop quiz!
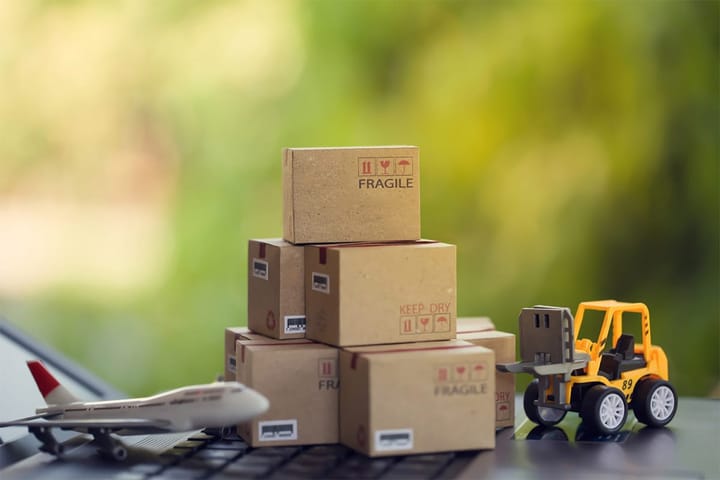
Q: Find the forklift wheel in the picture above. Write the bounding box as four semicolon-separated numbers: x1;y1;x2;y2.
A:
632;379;677;427
523;379;567;427
581;385;628;435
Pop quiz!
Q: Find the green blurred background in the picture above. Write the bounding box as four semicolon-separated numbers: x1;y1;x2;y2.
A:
0;0;717;397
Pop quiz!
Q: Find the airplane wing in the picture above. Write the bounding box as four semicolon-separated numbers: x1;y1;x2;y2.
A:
0;418;172;432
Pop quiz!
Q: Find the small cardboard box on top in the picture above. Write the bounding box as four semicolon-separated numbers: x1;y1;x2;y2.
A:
247;239;306;340
236;341;339;447
457;319;516;429
283;146;421;244
340;340;495;456
305;241;456;347
224;327;268;381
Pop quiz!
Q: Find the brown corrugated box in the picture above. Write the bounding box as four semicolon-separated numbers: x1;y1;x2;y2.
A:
339;340;495;456
237;341;339;446
224;327;268;381
457;319;516;429
283;146;421;244
234;337;314;384
305;241;456;347
247;239;306;340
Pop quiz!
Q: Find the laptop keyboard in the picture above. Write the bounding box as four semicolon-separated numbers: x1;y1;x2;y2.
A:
117;432;477;479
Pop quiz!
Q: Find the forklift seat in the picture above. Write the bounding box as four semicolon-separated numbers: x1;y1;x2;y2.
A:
599;334;647;380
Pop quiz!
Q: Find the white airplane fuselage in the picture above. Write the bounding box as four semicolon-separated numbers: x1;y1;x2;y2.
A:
37;382;268;434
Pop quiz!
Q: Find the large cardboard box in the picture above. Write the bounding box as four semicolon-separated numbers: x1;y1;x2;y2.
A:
237;342;339;446
283;146;421;244
340;340;495;456
247;239;306;340
457;328;516;429
224;327;269;381
305;241;456;347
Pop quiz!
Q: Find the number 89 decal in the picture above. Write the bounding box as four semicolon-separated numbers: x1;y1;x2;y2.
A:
621;378;633;391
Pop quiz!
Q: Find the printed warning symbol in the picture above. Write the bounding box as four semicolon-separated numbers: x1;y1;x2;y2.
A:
433;315;450;332
318;358;337;378
378;159;393;175
266;310;276;330
400;316;415;335
452;364;469;382
417;316;432;333
358;158;375;176
396;158;413;176
497;401;511;421
470;362;488;381
435;366;450;383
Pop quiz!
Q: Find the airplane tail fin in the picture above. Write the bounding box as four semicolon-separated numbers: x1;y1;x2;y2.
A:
27;360;81;405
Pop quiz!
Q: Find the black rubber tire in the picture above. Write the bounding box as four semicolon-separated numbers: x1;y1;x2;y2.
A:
581;385;628;435
632;379;678;427
523;379;567;427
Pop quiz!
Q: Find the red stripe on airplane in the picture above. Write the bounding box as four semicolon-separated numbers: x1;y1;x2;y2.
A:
27;361;60;398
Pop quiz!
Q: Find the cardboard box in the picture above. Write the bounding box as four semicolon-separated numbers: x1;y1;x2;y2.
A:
247;239;306;340
234;337;314;384
224;327;269;381
283;146;421;244
340;340;495;456
457;316;495;333
237;342;339;446
457;329;516;429
305;241;457;347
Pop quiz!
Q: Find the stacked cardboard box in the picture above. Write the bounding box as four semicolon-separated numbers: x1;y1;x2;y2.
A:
224;146;513;455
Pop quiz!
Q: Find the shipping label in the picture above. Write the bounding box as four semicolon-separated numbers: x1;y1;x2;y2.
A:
284;315;306;334
374;428;413;452
311;272;330;294
258;419;298;442
252;259;269;280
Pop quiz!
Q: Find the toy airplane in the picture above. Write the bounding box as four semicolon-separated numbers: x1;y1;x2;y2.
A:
0;360;269;460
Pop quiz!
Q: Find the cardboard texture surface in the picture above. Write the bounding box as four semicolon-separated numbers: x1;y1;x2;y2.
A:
224;327;268;381
457;330;516;428
247;239;306;340
234;337;314;384
305;241;457;347
237;342;339;446
340;340;495;456
283;146;421;244
457;316;496;333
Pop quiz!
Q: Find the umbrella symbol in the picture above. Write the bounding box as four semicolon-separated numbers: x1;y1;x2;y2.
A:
398;159;411;175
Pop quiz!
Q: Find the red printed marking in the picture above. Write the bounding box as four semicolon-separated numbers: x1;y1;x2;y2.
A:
27;361;60;398
266;310;276;330
319;248;327;265
258;243;266;259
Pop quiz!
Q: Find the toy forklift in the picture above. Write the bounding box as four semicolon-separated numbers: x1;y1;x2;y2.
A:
497;300;677;434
